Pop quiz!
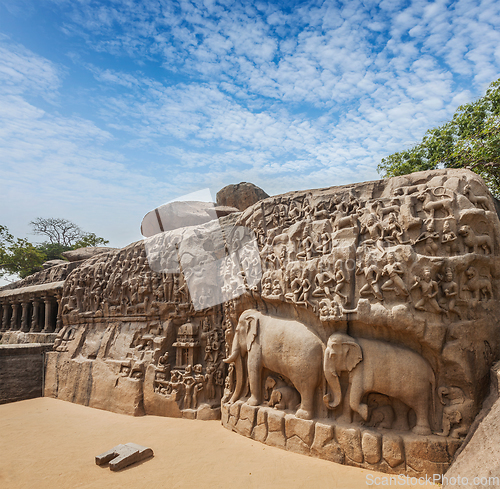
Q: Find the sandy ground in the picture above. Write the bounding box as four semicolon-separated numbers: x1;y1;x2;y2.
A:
0;398;437;489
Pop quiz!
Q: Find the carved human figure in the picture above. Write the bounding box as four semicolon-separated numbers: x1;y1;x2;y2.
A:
333;259;349;304
356;260;383;300
183;365;195;409
287;200;301;224
381;253;409;297
297;270;314;309
413;220;439;256
261;276;273;297
436;386;475;439
439;267;462;320
312;263;334;299
271;279;284;300
193;364;205;407
296;229;315;261
411;268;443;313
441;220;459;255
382;213;409;244
319;231;332;255
360;214;385;254
205;365;216;400
285;270;302;303
261;236;278;269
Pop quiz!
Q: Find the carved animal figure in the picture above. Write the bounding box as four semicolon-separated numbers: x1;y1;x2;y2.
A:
223;309;324;420
366;394;395;429
463;267;493;302
436;386;475;439
269;386;301;410
333;213;358;231
459;225;492;254
464;184;491;211
323;332;436;435
264;376;286;401
416;188;454;219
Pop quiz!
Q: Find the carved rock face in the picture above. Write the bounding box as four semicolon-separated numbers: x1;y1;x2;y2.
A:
26;168;500;480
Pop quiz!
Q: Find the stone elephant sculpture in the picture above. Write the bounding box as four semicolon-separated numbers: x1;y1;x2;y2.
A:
323;332;436;435
223;309;324;420
269;386;301;411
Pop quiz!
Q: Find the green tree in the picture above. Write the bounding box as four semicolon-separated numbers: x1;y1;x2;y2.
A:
0;220;109;281
378;77;500;197
0;226;46;279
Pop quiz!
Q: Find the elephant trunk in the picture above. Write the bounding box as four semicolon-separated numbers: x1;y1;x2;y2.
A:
228;354;243;404
324;356;342;409
223;348;239;364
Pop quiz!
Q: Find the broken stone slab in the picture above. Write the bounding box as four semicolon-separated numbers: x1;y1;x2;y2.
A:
95;443;153;471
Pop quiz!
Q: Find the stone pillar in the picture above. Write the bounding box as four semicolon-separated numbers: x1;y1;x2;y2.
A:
0;302;8;331
55;293;63;333
20;301;30;332
30;299;41;332
10;302;19;331
42;297;54;333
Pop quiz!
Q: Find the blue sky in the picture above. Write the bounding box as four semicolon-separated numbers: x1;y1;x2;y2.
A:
1;0;500;253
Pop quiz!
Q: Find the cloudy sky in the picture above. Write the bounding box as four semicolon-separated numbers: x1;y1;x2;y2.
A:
1;0;500;252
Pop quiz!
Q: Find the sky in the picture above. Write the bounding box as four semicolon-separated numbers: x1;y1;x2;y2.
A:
1;0;500;255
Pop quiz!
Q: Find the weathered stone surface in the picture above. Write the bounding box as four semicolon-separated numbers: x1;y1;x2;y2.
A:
61;246;119;262
443;396;500;488
216;182;269;211
3;169;500;481
362;431;382;464
285;415;315;445
0;344;52;404
404;436;449;474
336;426;363;463
382;434;405;468
267;409;285;432
286;436;311;455
311;423;345;464
265;430;287;449
251;408;269;443
42;259;67;269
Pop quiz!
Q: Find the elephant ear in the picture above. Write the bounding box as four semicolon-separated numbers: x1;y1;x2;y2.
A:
246;315;259;352
344;341;363;371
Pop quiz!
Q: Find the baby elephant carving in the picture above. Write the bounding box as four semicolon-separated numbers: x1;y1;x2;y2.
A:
269;386;301;411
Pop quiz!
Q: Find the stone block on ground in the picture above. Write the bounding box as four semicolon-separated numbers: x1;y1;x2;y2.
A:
95;443;153;471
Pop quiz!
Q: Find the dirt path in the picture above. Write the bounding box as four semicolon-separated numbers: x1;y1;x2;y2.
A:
0;398;435;489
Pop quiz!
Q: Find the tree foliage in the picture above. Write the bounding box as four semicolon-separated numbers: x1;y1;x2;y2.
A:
0;220;109;281
378;77;500;197
0;226;46;279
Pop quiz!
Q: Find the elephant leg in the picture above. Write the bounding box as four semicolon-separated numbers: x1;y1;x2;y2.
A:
296;385;315;420
246;354;262;406
412;401;431;435
349;382;369;421
392;399;410;431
